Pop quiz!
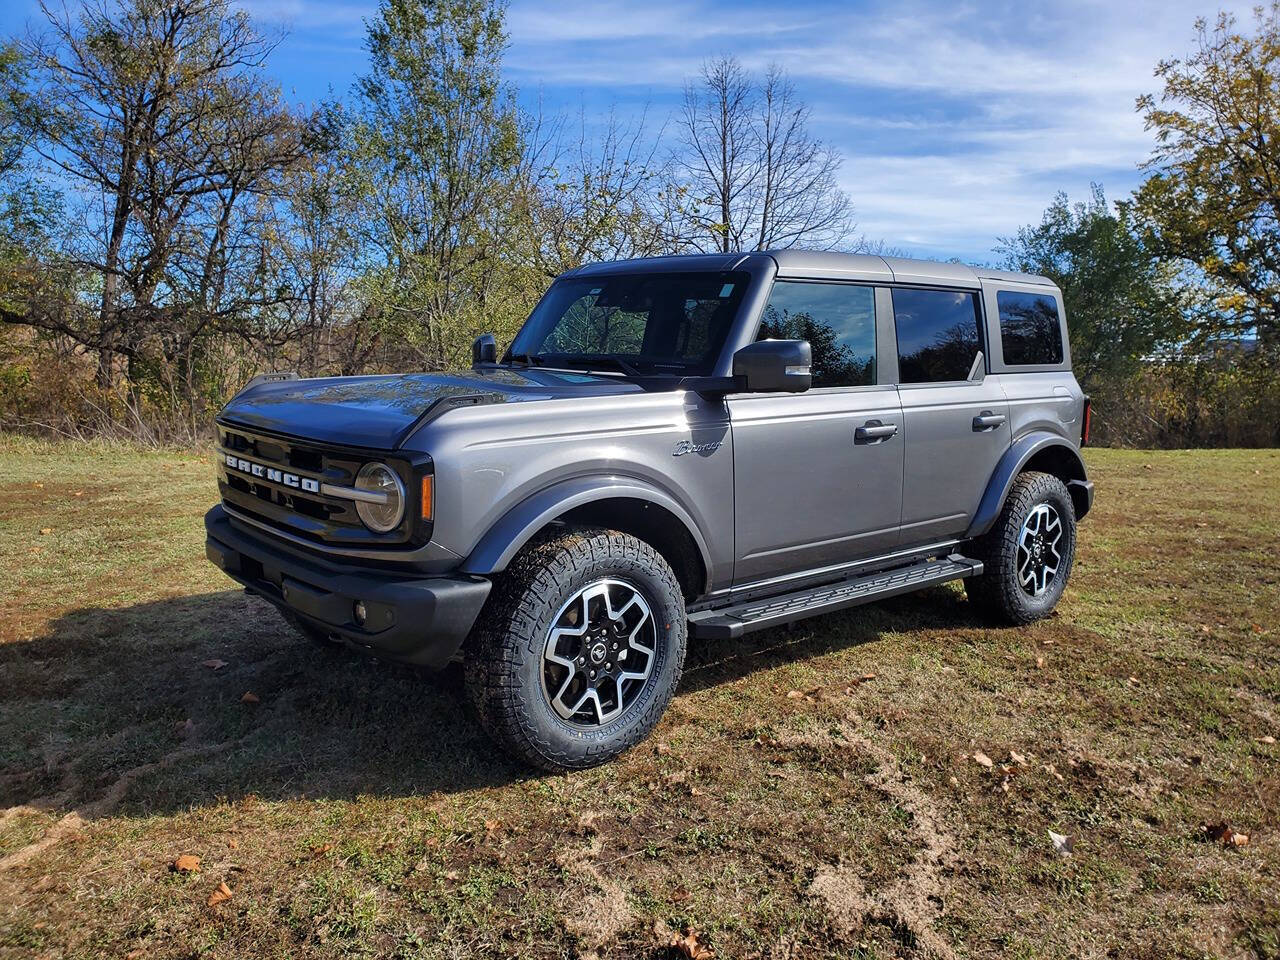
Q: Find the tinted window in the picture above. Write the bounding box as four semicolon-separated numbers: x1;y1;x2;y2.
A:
892;288;982;383
998;291;1064;365
757;281;876;388
510;271;750;376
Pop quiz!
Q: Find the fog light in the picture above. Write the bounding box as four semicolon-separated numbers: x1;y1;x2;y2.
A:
353;600;367;626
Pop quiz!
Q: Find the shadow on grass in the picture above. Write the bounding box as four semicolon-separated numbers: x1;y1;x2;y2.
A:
0;583;985;817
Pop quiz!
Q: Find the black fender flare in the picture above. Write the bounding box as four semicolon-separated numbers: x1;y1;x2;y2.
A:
966;432;1091;539
460;475;714;580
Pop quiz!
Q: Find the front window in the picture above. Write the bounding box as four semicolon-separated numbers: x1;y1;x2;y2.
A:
757;280;876;388
508;271;751;376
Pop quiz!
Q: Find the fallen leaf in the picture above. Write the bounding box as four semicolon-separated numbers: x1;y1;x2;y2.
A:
310;843;334;856
670;927;715;960
207;881;233;907
671;888;691;903
39;527;52;535
1009;750;1027;765
227;838;239;850
948;775;959;787
861;673;876;682
1048;830;1074;857
1035;656;1045;669
172;854;201;873
1253;624;1263;634
973;751;994;769
240;691;259;704
74;490;84;497
202;659;228;670
1258;735;1276;745
1043;763;1065;782
484;819;501;835
785;689;804;699
656;743;672;755
1203;822;1249;847
1127;675;1141;686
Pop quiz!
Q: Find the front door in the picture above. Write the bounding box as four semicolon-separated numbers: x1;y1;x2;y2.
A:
890;286;1012;545
729;280;904;586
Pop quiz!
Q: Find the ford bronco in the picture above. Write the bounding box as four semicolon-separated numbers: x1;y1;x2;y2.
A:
205;251;1094;769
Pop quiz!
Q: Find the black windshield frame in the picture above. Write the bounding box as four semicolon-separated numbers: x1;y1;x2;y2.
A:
507;271;753;377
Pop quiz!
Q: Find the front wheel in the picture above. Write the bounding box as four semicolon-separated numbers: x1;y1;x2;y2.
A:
966;471;1077;625
464;527;687;770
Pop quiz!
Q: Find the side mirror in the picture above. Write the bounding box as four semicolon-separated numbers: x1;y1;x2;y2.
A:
732;339;812;393
472;333;498;367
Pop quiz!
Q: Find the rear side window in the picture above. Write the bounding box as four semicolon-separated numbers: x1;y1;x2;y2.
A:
892;288;983;383
997;291;1064;365
757;281;876;388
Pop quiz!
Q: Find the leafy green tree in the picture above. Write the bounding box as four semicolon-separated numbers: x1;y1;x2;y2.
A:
997;185;1189;389
352;0;527;367
1134;5;1280;345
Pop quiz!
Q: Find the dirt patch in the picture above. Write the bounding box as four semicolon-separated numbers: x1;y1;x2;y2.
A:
780;722;956;959
556;831;636;956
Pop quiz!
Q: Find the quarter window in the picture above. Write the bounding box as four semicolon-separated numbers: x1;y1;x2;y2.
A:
757;281;876;388
892;288;983;383
997;291;1064;365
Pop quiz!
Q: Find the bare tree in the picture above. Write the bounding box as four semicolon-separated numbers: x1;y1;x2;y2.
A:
518;105;674;277
10;0;301;408
674;55;854;253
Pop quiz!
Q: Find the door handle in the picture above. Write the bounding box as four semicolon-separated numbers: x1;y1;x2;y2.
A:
855;421;898;444
972;412;1007;431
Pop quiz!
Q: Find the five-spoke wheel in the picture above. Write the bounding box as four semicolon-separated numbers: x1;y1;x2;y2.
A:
465;528;687;770
542;579;657;726
1016;502;1063;597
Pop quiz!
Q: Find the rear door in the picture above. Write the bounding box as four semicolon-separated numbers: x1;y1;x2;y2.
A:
892;286;1011;546
729;281;903;585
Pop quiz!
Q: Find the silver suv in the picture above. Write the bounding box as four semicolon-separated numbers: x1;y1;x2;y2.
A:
205;251;1094;769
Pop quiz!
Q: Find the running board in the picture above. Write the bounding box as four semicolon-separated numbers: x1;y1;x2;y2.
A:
688;554;983;640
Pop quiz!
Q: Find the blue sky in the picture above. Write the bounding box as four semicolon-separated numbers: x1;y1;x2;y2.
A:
1;0;1255;262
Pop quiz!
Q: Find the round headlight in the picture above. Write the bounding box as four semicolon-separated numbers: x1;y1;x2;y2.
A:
354;462;405;533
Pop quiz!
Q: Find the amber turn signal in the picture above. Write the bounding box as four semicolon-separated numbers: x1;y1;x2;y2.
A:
421;475;434;520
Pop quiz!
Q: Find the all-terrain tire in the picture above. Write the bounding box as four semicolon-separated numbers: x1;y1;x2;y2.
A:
965;471;1077;625
464;527;687;771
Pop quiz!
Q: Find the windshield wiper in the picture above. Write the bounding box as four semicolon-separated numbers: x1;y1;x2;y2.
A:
553;354;643;378
505;352;544;367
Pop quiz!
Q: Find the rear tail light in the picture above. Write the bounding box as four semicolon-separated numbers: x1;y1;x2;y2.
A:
1081;396;1092;446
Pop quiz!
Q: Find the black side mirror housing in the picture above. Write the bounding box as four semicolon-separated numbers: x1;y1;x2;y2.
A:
731;339;812;393
472;333;498;367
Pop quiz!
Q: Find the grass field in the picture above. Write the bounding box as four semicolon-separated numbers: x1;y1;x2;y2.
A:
1;435;1278;959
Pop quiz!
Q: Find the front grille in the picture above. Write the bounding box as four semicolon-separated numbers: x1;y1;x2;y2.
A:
215;424;427;548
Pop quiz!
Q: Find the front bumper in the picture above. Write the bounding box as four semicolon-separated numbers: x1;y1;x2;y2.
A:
204;504;490;669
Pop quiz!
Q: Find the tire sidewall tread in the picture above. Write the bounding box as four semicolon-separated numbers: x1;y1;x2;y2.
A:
465;527;687;771
967;471;1077;625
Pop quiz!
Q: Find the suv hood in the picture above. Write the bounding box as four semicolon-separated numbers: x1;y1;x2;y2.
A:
217;368;644;450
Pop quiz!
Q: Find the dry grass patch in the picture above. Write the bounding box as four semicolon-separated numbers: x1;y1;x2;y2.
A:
1;435;1277;959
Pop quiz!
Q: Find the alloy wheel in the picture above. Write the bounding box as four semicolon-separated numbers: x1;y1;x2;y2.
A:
1016;502;1063;597
540;579;657;727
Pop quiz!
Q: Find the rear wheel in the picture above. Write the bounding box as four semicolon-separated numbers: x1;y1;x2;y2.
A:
966;471;1077;624
465;527;686;770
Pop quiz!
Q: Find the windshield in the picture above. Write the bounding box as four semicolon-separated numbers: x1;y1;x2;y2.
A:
508;271;751;376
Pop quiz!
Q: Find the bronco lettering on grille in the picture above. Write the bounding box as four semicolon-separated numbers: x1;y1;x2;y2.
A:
223;453;320;493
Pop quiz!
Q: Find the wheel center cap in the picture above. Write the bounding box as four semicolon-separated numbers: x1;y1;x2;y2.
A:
589;641;608;665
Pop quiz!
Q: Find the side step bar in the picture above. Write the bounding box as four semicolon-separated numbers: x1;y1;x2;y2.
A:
688;554;983;640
